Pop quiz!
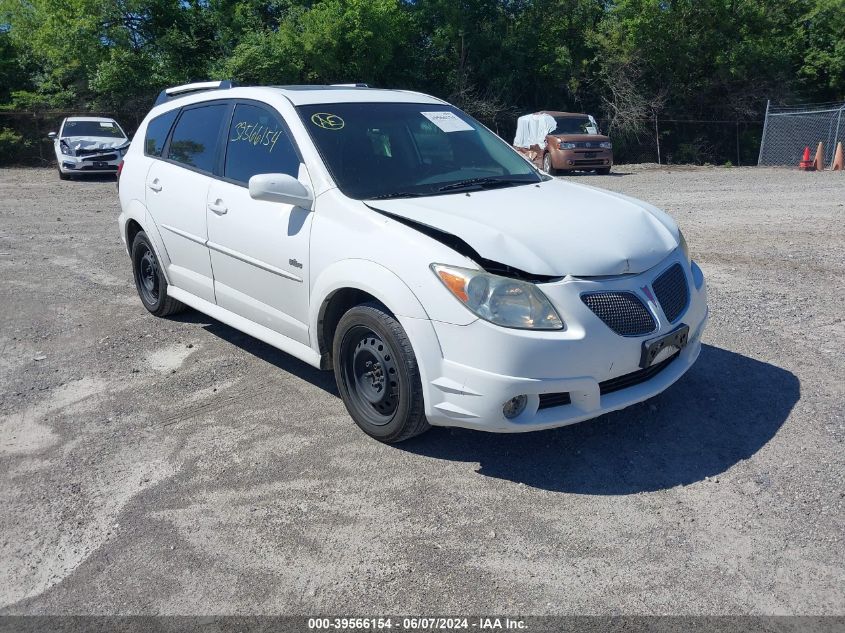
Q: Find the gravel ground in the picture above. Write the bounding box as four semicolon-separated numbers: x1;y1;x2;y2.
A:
0;166;843;616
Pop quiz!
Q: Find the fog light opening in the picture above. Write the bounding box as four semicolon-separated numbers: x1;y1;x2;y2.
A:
503;395;528;419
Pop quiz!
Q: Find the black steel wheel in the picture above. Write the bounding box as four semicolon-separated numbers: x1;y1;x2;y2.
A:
130;230;185;317
333;302;429;442
342;326;400;424
137;247;160;306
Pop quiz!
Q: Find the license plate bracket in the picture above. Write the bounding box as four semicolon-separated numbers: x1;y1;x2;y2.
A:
93;161;108;168
640;324;689;369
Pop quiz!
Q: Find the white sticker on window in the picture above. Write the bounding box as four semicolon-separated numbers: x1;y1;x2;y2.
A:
99;122;115;128
421;111;473;133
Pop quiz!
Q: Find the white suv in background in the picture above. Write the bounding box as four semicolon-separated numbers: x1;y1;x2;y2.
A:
117;81;708;443
49;116;129;179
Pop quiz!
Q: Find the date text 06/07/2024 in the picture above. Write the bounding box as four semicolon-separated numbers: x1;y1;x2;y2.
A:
307;617;527;630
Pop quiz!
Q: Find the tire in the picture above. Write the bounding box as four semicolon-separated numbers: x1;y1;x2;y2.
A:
130;230;185;317
58;169;70;181
333;302;429;443
542;152;557;175
596;167;612;175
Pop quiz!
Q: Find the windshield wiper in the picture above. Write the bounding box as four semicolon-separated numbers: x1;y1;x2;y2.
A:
367;191;426;200
437;176;535;193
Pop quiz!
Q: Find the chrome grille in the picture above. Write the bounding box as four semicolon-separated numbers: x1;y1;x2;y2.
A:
581;292;656;337
652;264;689;323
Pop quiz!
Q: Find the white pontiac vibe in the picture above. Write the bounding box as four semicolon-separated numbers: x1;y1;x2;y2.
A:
117;81;708;442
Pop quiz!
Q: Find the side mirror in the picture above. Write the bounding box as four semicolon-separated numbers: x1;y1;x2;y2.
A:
47;132;57;140
248;173;313;210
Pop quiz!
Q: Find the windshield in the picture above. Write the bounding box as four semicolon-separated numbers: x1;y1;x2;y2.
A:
61;120;126;139
297;103;540;199
552;116;595;135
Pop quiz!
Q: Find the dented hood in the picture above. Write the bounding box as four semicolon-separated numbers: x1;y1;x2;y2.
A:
368;178;680;277
61;136;128;151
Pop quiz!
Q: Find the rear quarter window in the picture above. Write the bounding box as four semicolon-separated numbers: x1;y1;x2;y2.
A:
144;109;179;157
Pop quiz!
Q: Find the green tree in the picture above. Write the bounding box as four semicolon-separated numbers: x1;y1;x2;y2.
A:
796;0;845;98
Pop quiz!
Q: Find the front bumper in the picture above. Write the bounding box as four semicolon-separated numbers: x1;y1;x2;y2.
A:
403;252;707;432
550;147;613;171
58;152;122;174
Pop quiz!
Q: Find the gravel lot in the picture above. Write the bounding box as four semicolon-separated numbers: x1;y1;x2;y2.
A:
0;166;843;616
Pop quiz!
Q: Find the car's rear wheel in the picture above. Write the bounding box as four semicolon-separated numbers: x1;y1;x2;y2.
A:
333;302;429;443
131;231;185;317
542;152;557;175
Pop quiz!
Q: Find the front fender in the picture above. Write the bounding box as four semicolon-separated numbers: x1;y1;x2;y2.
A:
309;259;430;338
309;260;443;399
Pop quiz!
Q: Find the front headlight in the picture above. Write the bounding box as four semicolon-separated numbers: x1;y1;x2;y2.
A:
60;142;74;156
432;264;564;330
678;229;691;264
559;142;576;150
599;141;612;150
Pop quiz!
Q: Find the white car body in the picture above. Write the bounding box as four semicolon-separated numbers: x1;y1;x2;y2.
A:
118;83;707;437
52;116;129;177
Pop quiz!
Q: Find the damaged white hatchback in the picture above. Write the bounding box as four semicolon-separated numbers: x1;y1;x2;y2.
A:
49;116;129;180
117;82;708;442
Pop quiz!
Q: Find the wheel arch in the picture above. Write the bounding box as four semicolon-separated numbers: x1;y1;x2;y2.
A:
120;199;173;284
126;218;144;252
311;259;430;368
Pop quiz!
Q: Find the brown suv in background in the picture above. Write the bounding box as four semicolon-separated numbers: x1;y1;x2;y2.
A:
540;111;613;175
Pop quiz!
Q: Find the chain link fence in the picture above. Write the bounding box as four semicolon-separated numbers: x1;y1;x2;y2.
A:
602;119;763;166
758;101;845;167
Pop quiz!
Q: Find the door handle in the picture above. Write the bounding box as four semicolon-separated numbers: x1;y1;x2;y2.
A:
148;179;162;192
208;200;228;215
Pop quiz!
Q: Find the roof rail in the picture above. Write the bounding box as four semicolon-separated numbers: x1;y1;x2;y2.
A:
330;83;370;88
153;80;234;107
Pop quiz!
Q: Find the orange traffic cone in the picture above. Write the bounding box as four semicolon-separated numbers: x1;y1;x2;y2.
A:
813;142;825;171
799;146;814;170
833;142;844;171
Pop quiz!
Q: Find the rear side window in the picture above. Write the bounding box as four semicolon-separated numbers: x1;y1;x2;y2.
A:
224;103;300;184
144;110;179;157
166;104;228;172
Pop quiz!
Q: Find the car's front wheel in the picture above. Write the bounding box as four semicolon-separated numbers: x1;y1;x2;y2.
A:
58;168;70;181
130;231;185;317
542;152;557;175
333;302;429;443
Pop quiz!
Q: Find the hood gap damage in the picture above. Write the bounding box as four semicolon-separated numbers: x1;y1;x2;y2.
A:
367;205;561;284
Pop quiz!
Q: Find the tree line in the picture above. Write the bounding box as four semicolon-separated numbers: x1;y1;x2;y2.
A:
1;0;843;164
